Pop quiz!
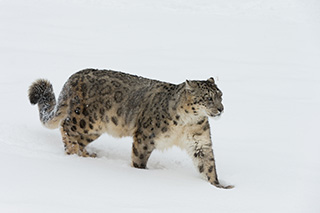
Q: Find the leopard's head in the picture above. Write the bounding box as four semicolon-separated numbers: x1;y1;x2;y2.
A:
185;77;224;117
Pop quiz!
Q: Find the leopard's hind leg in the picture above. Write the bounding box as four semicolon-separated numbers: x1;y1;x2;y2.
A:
60;125;100;158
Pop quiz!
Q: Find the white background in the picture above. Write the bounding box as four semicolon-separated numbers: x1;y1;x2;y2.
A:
0;0;319;212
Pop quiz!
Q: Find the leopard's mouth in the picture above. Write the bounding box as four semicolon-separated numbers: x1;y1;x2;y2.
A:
208;111;223;117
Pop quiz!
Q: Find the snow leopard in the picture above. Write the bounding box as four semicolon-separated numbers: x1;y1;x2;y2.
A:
28;69;233;189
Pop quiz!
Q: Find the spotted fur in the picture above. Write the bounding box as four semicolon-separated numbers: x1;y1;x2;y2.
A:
28;69;233;189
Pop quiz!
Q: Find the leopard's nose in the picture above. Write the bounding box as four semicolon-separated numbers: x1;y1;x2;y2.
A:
217;106;224;113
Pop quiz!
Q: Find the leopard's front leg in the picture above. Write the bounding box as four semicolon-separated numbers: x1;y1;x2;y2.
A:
187;122;233;189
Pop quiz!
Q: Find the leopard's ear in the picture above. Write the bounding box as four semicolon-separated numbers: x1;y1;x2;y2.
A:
207;77;215;84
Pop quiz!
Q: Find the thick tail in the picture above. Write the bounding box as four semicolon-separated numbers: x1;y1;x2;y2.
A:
28;79;68;129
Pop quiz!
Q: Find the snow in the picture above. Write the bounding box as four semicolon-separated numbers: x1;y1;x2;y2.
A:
0;0;320;212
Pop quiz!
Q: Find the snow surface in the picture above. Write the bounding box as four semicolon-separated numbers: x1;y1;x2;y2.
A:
0;0;320;212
